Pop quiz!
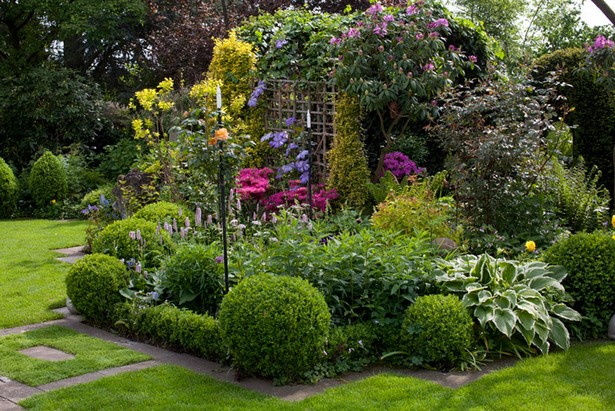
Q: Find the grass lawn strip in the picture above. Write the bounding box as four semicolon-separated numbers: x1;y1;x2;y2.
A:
20;341;615;411
0;220;88;329
0;325;150;386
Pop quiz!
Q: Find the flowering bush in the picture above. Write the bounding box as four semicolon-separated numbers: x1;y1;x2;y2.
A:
330;1;473;153
585;35;615;90
263;180;338;213
236;167;274;201
383;152;425;180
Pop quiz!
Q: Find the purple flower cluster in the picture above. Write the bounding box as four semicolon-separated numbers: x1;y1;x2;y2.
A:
427;18;448;29
275;39;288;49
383;151;425;180
261;130;288;148
263;181;338;213
588;35;615;52
248;80;266;107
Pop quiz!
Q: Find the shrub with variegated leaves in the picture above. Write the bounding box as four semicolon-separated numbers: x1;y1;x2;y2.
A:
435;254;581;356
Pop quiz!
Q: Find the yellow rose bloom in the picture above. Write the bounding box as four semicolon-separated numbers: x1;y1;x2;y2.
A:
611;215;615;228
525;240;536;253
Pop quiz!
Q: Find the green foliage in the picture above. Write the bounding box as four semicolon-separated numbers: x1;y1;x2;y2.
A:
326;94;370;209
80;184;116;210
371;172;458;241
159;243;224;315
65;253;129;325
113;302;223;360
433;75;566;241
399;294;474;368
436;254;581;355
237;9;352;81
0;157;17;218
390;130;430;166
29;151;68;208
543;232;615;338
97;138;140;181
219;274;331;382
549;158;610;232
231;216;438;325
133;201;194;226
0;67;108;170
91;217;174;269
533;48;615;204
61;151;106;204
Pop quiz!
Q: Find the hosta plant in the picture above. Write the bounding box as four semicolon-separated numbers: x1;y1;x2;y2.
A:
435;254;581;356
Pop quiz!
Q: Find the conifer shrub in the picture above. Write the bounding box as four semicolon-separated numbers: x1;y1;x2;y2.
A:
399;294;474;368
29;151;68;207
91;217;174;269
543;232;615;337
219;274;330;382
65;254;129;325
133;201;194;226
327;94;371;209
0;157;17;218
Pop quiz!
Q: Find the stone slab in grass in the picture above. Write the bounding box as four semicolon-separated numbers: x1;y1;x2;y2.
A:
0;325;150;387
19;346;75;362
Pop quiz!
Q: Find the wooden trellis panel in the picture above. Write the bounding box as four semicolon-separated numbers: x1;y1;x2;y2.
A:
265;80;336;183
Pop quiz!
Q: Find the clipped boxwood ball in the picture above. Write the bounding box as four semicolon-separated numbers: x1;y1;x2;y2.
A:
400;294;474;368
544;232;615;337
160;243;224;315
65;253;128;324
133;201;194;227
0;157;18;218
29;151;67;207
219;274;331;381
91;217;174;269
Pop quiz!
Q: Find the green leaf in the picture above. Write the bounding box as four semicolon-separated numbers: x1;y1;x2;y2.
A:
517;310;535;331
500;262;517;285
552;303;582;322
477;289;492;304
474;304;494;327
493;307;517;337
549;318;570;350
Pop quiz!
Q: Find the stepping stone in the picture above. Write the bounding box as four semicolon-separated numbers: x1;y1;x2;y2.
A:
18;346;75;362
54;246;86;264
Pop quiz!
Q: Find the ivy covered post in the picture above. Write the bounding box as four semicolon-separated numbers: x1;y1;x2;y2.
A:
306;110;313;220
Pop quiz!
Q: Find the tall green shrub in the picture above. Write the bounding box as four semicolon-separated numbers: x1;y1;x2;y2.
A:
29;151;68;207
533;48;615;204
543;232;615;338
327;94;370;209
0;157;17;218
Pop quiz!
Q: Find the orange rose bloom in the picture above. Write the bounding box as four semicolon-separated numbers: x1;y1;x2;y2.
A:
209;128;229;145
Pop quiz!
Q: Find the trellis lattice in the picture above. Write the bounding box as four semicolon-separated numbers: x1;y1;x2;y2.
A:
265;80;336;183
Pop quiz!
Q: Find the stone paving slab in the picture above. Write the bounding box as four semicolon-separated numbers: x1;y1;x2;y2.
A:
19;346;75;362
54;246;86;264
0;397;24;411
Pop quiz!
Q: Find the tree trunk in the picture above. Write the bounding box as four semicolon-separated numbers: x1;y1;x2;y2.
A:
592;0;615;26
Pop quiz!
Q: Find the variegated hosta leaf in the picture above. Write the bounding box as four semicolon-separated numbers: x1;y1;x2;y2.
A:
493;307;517;338
474;304;495;327
549;318;570;350
552;303;582;322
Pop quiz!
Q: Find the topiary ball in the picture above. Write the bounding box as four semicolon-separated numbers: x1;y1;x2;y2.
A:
65;253;129;324
0;157;18;218
29;151;68;207
219;274;331;382
91;217;174;269
133;201;195;227
160;243;224;315
544;232;615;338
400;294;474;369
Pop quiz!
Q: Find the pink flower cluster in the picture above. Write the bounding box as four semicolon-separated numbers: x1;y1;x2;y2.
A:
383;151;425;180
588;35;615;52
236;167;274;201
262;180;338;213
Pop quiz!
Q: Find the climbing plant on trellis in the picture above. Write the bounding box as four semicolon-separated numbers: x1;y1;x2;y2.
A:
265;80;336;183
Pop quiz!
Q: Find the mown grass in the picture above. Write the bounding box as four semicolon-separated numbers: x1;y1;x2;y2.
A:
0;325;150;386
0;219;88;329
21;341;615;410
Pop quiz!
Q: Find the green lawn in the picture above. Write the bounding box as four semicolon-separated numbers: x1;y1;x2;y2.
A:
20;341;615;410
0;325;150;386
0;219;88;329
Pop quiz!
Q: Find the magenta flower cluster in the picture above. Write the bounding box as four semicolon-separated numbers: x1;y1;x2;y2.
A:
236;167;274;201
262;180;338;213
383;151;425;180
588;35;615;53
